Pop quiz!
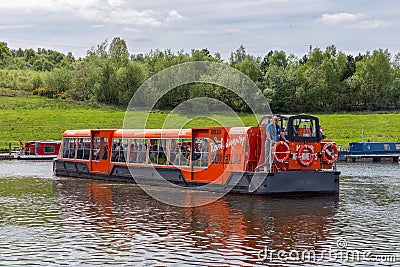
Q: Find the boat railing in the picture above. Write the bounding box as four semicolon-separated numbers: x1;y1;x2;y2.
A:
255;139;273;173
264;140;273;172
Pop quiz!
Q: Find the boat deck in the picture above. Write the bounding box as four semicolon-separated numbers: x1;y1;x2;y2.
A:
0;153;15;160
344;154;400;162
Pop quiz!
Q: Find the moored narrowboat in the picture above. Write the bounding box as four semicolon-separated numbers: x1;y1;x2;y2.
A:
339;141;400;162
53;115;340;196
15;140;61;160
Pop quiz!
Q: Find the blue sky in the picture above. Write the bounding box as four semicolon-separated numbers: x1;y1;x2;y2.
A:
1;0;399;59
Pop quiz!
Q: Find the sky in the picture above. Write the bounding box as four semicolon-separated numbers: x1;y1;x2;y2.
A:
1;0;399;60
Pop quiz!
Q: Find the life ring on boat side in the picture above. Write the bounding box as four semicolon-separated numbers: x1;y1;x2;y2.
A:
321;143;338;164
296;144;316;167
272;141;291;163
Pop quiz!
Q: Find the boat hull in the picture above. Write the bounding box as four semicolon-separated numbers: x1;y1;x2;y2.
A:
14;154;58;160
53;160;340;196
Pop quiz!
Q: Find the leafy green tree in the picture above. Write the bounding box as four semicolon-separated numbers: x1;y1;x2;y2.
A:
230;44;246;65
262;51;297;113
191;48;216;62
116;61;148;106
0;42;12;67
68;60;100;100
31;73;43;89
235;55;261;83
32;56;53;71
320;47;347;111
109;37;129;67
388;52;400;109
344;75;363;111
353;49;392;110
46;67;72;92
96;61;118;104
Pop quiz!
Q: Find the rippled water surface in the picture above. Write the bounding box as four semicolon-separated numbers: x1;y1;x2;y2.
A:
0;160;399;266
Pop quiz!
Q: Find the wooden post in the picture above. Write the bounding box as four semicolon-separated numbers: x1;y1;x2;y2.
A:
9;142;11;155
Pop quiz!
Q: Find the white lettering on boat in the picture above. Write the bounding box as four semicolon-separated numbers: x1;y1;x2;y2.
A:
210;142;224;153
226;135;245;152
210;136;245;153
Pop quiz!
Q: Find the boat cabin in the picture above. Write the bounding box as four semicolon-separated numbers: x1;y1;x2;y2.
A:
348;142;400;155
15;140;61;159
53;114;340;196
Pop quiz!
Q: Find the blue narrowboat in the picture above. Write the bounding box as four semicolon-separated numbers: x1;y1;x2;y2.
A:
339;142;400;162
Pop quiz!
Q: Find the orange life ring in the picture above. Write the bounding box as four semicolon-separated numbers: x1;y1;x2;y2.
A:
296;144;316;167
272;141;291;163
321;143;338;164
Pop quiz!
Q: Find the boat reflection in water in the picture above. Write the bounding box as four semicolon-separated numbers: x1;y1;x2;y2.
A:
56;178;339;265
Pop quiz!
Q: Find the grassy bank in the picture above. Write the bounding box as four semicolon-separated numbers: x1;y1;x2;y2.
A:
0;90;399;149
317;113;400;146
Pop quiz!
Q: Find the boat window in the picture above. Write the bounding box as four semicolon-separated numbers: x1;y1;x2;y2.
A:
92;137;108;161
149;139;169;165
128;139;148;164
111;138;128;163
44;146;55;153
101;138;108;160
292;118;317;138
396;144;400;150
92;138;100;161
170;139;191;166
384;144;390;150
76;138;91;160
62;138;76;159
193;138;209;167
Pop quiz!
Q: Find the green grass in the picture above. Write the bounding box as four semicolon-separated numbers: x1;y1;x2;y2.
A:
0;90;399;149
0;90;124;149
317;113;400;146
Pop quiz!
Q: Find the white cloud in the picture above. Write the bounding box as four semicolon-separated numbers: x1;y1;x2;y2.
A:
107;0;124;7
0;24;36;29
0;0;98;11
103;9;162;26
166;10;185;22
350;19;389;29
319;12;365;24
0;0;163;27
225;28;241;34
318;12;389;30
90;24;104;28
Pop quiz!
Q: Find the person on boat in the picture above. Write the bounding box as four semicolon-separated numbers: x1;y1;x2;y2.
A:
92;144;100;161
130;143;138;163
319;124;326;140
138;144;146;163
102;144;108;160
266;116;288;143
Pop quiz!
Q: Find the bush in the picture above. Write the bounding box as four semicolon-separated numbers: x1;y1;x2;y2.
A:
32;87;64;99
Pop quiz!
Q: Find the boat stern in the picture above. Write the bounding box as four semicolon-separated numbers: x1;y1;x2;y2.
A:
227;170;340;196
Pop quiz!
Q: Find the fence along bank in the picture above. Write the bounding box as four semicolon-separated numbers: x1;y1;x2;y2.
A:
53;114;340;196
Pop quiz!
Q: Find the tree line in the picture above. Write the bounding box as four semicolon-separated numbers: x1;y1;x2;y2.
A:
1;38;400;113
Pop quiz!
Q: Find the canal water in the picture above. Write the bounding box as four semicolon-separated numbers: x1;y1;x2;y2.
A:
0;160;399;266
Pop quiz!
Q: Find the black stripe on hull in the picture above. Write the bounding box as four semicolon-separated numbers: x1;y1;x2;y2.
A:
53;160;339;196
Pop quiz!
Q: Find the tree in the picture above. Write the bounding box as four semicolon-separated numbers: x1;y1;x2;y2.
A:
260;50;297;113
230;44;246;65
68;60;100;101
46;67;72;92
96;61;118;105
109;37;129;67
354;49;392;110
0;42;12;67
115;61;148;106
235;55;261;82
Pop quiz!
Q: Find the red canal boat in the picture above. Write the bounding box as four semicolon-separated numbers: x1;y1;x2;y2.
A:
53;115;340;196
15;140;61;160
